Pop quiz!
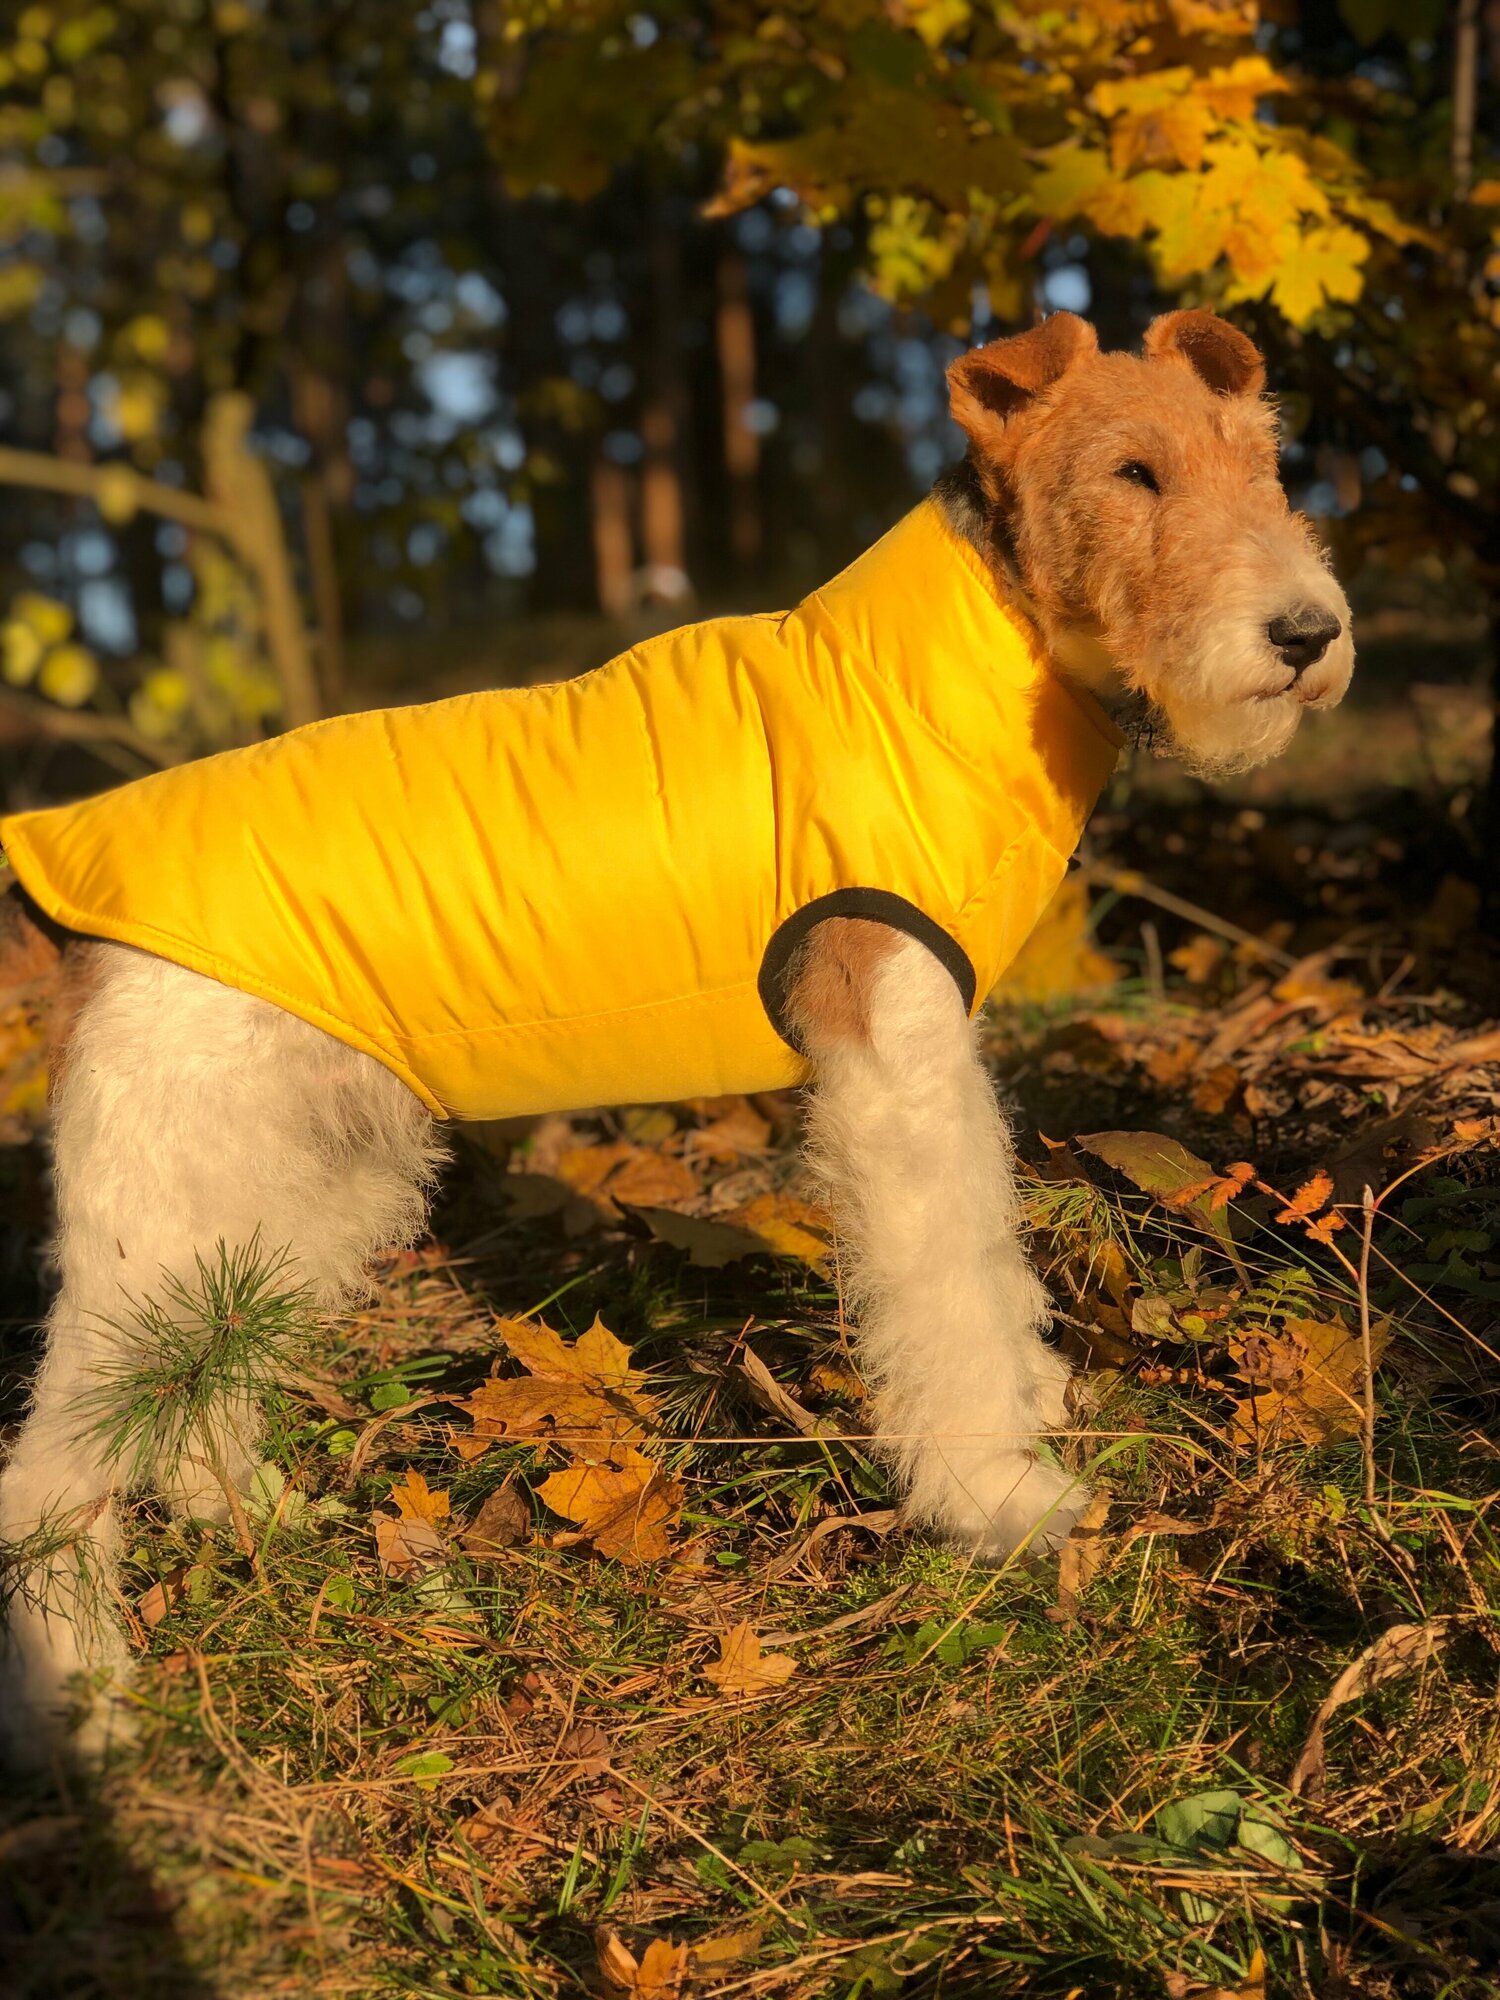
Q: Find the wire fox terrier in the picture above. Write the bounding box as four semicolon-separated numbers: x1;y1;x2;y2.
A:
0;309;1354;1763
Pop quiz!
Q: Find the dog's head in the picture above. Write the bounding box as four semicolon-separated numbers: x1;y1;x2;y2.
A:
946;310;1354;774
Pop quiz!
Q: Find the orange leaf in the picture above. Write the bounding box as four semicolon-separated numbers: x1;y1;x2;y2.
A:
537;1449;682;1563
597;1930;690;2000
390;1468;450;1526
457;1315;657;1461
702;1621;798;1697
1276;1171;1334;1224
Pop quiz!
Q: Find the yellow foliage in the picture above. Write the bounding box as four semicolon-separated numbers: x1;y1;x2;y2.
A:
12;592;73;645
996;874;1119;1003
129;665;192;740
37;642;100;708
1;621;43;687
95;463;140;526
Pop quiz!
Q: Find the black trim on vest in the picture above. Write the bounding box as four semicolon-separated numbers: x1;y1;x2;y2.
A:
758;888;977;1055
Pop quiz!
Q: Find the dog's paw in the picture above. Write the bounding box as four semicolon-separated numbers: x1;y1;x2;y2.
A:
932;1452;1088;1560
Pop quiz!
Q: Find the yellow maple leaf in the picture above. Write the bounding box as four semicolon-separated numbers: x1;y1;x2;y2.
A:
458;1315;658;1461
1231;1316;1388;1446
390;1467;451;1525
1030;144;1113;222
723;1191;834;1270
597;1931;690;2000
1193;55;1289;123
702;1621;799;1697
538;1448;682;1564
1272;223;1368;323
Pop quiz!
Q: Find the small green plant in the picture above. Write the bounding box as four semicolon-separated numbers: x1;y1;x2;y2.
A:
72;1234;316;1493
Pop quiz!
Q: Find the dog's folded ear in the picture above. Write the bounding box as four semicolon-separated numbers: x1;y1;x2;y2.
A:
1143;309;1265;399
947;312;1098;452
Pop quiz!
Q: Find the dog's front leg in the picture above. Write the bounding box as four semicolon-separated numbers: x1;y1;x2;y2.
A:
788;919;1085;1554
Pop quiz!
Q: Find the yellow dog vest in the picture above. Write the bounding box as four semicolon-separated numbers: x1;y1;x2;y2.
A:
0;500;1119;1120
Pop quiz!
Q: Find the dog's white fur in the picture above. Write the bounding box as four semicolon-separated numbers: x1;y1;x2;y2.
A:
0;948;443;1762
803;937;1080;1551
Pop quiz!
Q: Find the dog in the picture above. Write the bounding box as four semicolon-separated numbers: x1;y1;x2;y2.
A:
0;309;1353;1764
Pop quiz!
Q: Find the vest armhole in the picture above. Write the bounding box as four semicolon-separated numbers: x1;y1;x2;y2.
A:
758;888;977;1054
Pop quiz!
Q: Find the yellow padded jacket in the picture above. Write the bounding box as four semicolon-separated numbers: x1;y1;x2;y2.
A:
0;499;1119;1120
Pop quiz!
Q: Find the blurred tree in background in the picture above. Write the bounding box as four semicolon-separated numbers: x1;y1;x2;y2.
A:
0;1;1495;855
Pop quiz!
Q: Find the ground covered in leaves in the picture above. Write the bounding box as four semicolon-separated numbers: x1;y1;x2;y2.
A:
4;677;1500;1999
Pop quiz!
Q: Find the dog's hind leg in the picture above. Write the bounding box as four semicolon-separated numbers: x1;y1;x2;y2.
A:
790;921;1085;1556
0;943;444;1767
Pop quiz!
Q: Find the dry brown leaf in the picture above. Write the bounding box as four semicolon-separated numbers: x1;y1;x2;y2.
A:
1230;1315;1389;1446
738;1346;825;1437
725;1191;833;1268
538;1448;682;1563
458;1314;657;1460
689;1922;765;1971
597;1931;690;2000
634;1193;831;1270
1191;1064;1241;1115
1169;933;1228;986
687;1098;773;1160
1055;1490;1112;1625
137;1564;202;1629
461;1477;531;1556
557;1721;614;1777
1288;1619;1455;1799
608;1150;700;1209
702;1620;798;1697
390;1468;450;1525
556;1139;637;1198
807;1355;866;1402
374;1510;447;1579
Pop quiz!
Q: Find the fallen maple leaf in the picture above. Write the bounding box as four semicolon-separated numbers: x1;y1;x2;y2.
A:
461;1477;531;1555
634;1191;832;1270
457;1315;657;1460
1230;1315;1389;1446
374;1510;447;1579
597;1931;689;2000
538;1448;682;1563
687;1097;772;1160
607;1149;700;1208
725;1191;833;1268
995;873;1119;1002
702;1620;798;1697
390;1468;450;1525
1055;1490;1112;1626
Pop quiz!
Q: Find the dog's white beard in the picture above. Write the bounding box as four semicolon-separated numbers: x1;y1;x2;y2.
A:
1158;685;1305;776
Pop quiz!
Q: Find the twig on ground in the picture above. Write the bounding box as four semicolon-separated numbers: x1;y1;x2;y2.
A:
1079;861;1297;969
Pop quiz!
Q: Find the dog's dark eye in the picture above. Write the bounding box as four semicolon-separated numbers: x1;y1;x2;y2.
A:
1116;460;1160;493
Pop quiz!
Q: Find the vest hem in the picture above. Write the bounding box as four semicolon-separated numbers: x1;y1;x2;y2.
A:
757;888;977;1054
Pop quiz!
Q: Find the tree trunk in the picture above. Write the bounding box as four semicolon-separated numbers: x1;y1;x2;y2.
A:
640;195;690;602
590;452;636;617
716;246;761;567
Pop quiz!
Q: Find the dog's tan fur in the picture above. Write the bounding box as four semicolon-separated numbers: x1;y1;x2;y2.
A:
0;312;1354;1767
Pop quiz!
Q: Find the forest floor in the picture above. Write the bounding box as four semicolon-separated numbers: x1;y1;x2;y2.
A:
3;626;1500;2000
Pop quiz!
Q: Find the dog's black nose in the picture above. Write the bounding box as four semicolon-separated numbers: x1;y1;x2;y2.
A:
1267;606;1342;675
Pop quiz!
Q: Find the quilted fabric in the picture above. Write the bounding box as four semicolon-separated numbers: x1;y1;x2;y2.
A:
0;500;1120;1119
